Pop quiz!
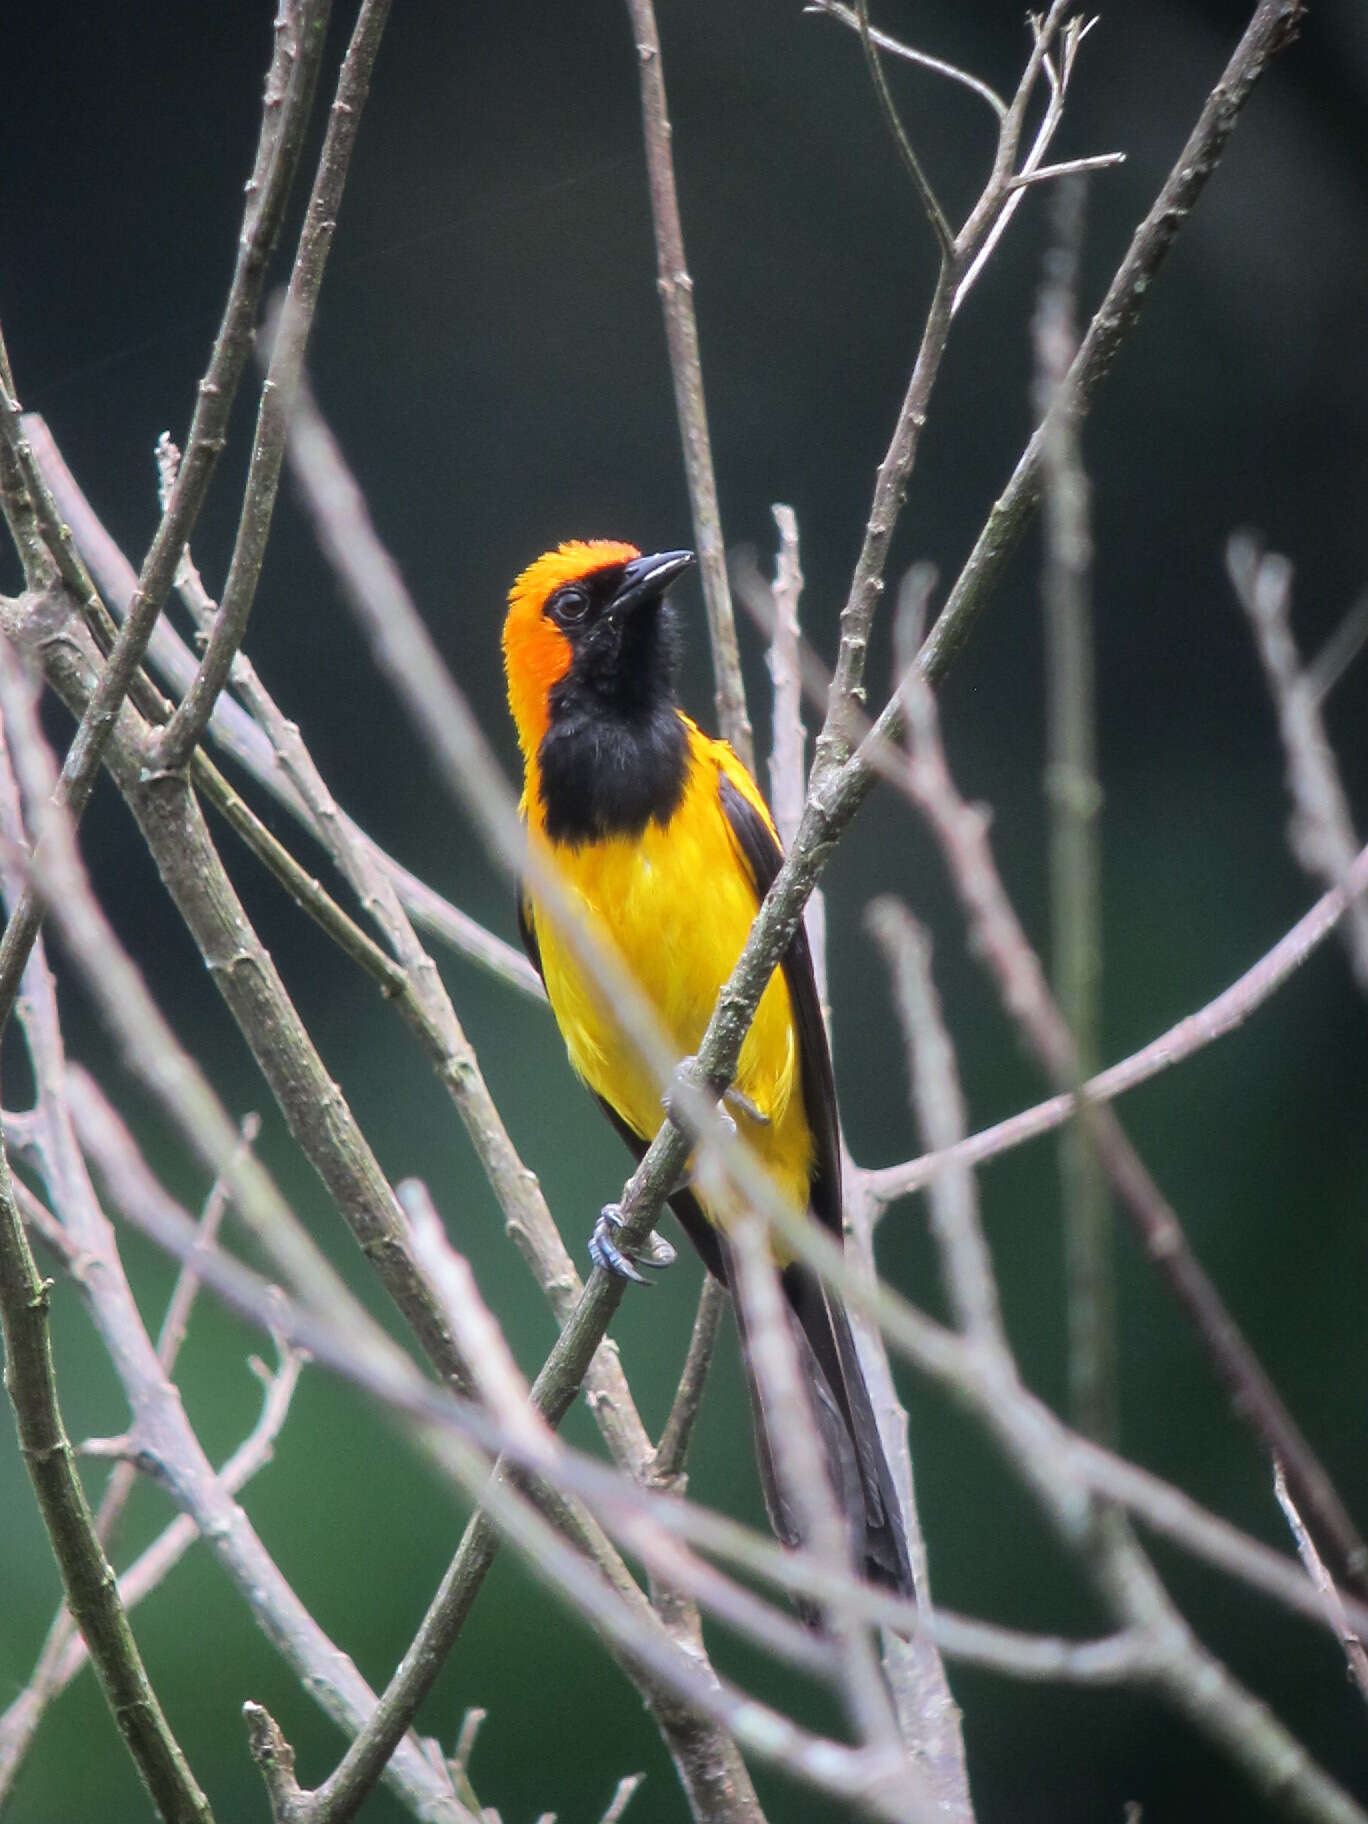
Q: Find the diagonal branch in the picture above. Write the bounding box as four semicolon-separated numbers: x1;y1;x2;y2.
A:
1228;533;1368;990
623;0;751;766
156;0;391;770
0;0;331;1036
853;0;955;254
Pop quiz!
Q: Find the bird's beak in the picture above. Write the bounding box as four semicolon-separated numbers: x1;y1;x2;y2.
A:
609;549;695;617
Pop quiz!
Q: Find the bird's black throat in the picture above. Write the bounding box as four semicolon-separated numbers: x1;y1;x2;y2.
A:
537;600;690;843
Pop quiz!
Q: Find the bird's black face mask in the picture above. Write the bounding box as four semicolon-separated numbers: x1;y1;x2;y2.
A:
538;550;695;842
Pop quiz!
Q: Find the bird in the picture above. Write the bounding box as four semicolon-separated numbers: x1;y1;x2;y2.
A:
503;537;913;1606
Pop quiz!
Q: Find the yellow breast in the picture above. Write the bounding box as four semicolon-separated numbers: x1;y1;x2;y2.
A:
527;744;814;1227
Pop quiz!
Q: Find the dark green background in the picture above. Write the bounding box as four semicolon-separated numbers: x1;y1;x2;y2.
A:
3;1;1367;1819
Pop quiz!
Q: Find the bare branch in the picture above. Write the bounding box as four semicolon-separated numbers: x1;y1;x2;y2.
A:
1006;152;1127;188
731;510;831;1004
157;0;391;769
598;1773;647;1824
865;903;1006;1355
623;0;751;765
1307;589;1368;705
1228;532;1368;990
763;506;808;851
805;2;1008;118
1035;179;1114;1444
651;1273;727;1485
853;0;955;254
1274;1463;1368;1714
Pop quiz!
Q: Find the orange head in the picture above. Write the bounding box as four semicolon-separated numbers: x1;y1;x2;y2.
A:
502;540;695;792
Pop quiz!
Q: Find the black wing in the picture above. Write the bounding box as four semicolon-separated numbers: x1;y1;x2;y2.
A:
515;886;541;979
716;775;841;1235
515;885;728;1285
716;779;914;1599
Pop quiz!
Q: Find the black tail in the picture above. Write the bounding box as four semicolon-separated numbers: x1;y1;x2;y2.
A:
730;1252;915;1615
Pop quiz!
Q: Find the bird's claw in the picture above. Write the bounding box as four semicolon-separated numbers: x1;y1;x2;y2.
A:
589;1203;677;1286
663;1059;767;1137
724;1086;770;1128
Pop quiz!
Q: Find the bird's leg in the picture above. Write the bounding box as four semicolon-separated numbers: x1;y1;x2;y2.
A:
590;1203;678;1285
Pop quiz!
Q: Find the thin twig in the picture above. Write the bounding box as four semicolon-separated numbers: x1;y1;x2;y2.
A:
157;0;390;769
0;331;56;590
1006;152;1127;188
806;2;1008;118
867;842;1368;1203
853;0;955;254
953;13;1116;313
1273;1463;1368;1713
1307;590;1368;704
1035;177;1114;1444
652;1273;727;1485
598;1773;646;1824
866;903;1006;1356
623;0;752;766
1228;532;1368;990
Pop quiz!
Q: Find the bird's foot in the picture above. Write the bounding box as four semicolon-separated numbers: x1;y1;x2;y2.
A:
589;1203;677;1285
724;1086;770;1128
663;1058;767;1137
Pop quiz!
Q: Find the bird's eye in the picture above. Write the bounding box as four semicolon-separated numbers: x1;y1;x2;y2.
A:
549;586;590;627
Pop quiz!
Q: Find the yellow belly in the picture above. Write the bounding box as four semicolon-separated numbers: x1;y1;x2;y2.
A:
529;802;814;1228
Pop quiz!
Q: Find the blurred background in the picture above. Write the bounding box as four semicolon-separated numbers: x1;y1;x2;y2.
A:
2;1;1367;1818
